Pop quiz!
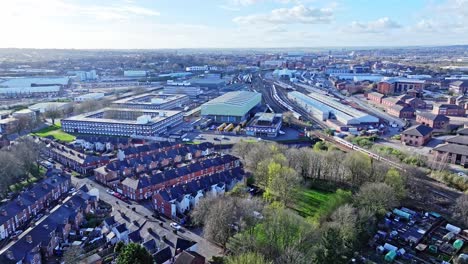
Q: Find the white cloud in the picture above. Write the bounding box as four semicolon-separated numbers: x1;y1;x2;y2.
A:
349;17;401;33
233;4;333;24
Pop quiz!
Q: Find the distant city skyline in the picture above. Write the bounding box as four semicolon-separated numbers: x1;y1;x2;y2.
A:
1;0;467;49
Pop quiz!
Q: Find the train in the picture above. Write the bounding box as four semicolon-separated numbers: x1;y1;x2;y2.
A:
271;84;302;120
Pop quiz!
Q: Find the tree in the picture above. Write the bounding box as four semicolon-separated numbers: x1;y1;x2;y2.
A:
354;182;399;216
313;225;347;264
12;137;44;177
44;107;62;125
116;243;153;264
264;162;300;205
114;241;125;254
192;196;263;247
453;195;468;227
15;115;32;134
225;252;272;264
384;168;406;199
0;151;25;194
313;141;328;151
62;245;83;263
343;152;373;186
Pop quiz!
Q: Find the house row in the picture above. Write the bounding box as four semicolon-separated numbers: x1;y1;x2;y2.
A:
120;154;241;200
367;92;427;118
415;112;450;129
117;141;190;160
1;186;99;264
0;172;71;240
42;139;110;174
102;214;202;264
432;130;468;168
433;103;466;117
95;143;215;186
153;167;245;218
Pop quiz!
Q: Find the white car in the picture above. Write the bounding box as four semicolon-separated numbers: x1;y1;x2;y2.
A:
106;189;115;195
182;138;190;142
170;222;181;230
279;130;285;135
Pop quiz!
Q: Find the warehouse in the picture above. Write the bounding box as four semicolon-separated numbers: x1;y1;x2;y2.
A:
288;91;379;126
201;91;262;124
163;84;201;98
246;112;283;137
62;108;183;138
111;92;189;110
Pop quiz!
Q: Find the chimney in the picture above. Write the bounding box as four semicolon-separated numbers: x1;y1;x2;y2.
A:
42;183;48;190
30;191;36;198
17;199;23;206
1;209;7;216
26;235;33;243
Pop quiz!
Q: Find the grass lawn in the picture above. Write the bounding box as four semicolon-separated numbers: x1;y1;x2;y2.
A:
291;188;352;219
9;176;39;192
33;124;76;142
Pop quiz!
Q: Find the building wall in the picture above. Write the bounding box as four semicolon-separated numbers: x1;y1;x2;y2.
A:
401;133;431;146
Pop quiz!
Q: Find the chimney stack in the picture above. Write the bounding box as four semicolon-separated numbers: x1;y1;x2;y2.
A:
1;209;7;216
26;235;33;243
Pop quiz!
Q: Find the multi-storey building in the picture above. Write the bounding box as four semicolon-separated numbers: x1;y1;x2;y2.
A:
416;113;450;129
61;108;183;138
111;93;189;110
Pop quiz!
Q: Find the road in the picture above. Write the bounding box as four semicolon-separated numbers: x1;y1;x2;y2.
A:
71;176;223;259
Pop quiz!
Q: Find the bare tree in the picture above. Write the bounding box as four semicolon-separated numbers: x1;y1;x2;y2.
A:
44;107;62;125
453;195;468;227
62;245;83;263
354;182;399;216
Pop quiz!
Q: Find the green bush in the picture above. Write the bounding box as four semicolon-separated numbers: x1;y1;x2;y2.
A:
431;171;468;192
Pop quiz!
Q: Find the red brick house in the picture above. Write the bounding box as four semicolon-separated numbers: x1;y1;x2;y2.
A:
367;92;385;104
388;104;415;118
434;104;466;117
416;112;449;129
377;81;394;95
401;124;433;147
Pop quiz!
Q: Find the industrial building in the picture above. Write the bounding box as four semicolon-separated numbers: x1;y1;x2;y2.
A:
163;84;201;98
201;91;262;124
190;77;226;89
74;92;105;102
0;77;69;97
123;70;147;77
62;108;183;138
111;92;189;110
288;91;379;126
246;112;282;137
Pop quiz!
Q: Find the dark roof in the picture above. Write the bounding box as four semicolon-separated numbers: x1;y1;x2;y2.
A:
142;239;158;253
103;216;116;227
153;246;172;264
445;135;468;146
1;193;87;263
174;251;205;264
114;223;128;234
416;112;449;122
176;238;196;252
368;92;385;98
128;230;143;243
433;143;468;155
450;80;468;87
402;124;433;137
438;104;463;110
391;104;415;112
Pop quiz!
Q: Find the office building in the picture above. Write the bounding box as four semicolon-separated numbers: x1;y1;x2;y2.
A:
201;91;262;123
111;92;189;110
62;108;183;138
246;112;283;137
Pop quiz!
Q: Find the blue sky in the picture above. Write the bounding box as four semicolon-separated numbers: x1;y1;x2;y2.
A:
0;0;467;49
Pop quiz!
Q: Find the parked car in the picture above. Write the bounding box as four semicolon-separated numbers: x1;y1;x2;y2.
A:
106;189;115;195
170;222;181;230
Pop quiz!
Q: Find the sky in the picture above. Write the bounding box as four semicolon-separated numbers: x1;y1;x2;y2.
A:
0;0;467;49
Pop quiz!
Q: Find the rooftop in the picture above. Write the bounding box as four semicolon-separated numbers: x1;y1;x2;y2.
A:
63;107;181;125
402;124;433;137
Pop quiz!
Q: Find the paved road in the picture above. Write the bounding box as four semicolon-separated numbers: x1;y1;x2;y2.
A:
71;176;223;259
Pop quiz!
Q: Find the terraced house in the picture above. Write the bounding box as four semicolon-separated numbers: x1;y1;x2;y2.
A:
0;173;71;240
120;154;241;200
153;167;245;218
94;142;214;187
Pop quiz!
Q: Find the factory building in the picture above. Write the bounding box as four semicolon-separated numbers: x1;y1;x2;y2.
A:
288;91;379;126
111;92;189;110
62;108;183;138
124;70;147;77
74;92;105;102
163;84;202;98
201;91;262;124
0;77;69;98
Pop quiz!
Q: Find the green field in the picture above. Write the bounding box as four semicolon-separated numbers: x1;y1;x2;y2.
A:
33;124;76;142
291;188;352;219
